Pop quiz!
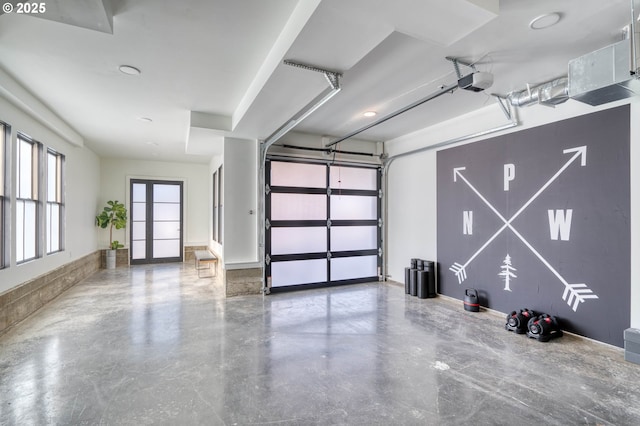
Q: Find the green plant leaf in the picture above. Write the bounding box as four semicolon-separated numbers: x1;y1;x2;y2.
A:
97;200;128;247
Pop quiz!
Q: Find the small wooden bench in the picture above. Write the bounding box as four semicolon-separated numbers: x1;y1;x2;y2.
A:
194;250;217;278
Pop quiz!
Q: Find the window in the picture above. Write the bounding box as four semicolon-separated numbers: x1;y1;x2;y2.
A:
46;149;64;254
16;135;41;263
217;165;223;244
212;170;218;242
0;122;7;268
212;165;223;243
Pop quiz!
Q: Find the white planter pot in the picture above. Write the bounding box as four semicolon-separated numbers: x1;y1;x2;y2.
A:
105;249;117;269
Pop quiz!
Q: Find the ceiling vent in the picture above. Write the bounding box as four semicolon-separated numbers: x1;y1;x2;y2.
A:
568;38;640;106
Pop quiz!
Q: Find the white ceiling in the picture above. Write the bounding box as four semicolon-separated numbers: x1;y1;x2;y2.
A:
0;0;633;163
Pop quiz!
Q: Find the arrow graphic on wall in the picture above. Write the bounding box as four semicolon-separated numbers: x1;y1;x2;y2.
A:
449;146;598;311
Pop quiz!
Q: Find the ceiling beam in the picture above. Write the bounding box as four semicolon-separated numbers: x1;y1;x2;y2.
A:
232;0;322;130
0;0;115;34
0;67;83;147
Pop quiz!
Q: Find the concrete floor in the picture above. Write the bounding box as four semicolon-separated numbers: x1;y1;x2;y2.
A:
1;263;639;425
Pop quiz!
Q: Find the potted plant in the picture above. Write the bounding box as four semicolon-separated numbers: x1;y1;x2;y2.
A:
96;200;127;269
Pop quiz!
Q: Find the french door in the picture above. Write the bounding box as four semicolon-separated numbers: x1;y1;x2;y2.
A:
265;159;381;292
130;179;183;264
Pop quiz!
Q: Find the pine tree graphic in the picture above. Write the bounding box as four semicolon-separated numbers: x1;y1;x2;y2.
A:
498;254;517;291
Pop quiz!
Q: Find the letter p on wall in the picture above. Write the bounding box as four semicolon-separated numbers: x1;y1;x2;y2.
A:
504;164;515;191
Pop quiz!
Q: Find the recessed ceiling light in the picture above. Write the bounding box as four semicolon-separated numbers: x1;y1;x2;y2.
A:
138;117;153;123
119;65;141;75
363;111;377;117
529;13;561;30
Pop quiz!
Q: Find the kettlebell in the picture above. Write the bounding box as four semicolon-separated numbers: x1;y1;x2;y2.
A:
463;288;480;312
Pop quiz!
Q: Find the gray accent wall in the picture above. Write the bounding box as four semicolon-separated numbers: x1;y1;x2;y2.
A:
437;105;630;347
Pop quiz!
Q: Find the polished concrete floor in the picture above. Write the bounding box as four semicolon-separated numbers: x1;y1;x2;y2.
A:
1;263;640;425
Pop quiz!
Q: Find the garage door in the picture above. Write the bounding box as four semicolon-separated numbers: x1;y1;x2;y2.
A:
265;159;381;292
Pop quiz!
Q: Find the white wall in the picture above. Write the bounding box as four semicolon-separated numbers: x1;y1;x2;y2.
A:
222;137;259;266
213;132;381;271
99;158;210;249
385;97;640;329
0;96;100;294
272;131;383;164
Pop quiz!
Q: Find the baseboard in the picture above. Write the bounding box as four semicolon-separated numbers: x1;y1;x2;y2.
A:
0;251;101;336
225;267;262;297
624;328;640;364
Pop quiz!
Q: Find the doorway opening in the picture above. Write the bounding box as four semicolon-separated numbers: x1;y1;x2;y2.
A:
265;159;381;292
130;180;183;264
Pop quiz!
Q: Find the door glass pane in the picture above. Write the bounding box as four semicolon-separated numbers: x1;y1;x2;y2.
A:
271;227;326;255
271;162;326;188
330;195;377;220
132;241;145;259
153;221;180;239
330;166;377;190
331;256;377;281
271;193;326;220
132;202;146;221
132;221;146;240
153;203;180;221
271;259;327;287
153;239;180;258
330;226;377;251
153;184;180;203
132;183;146;202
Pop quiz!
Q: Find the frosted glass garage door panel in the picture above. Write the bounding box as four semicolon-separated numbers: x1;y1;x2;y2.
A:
271;193;327;220
271;227;327;255
330;166;377;190
331;256;378;281
271;259;327;287
330;226;377;251
271;162;326;188
153;184;180;203
153;239;180;258
330;195;377;220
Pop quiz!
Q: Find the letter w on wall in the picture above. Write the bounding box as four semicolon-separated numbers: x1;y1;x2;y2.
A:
548;209;573;241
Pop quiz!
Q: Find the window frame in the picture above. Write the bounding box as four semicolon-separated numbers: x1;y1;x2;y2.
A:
212;170;218;242
0;122;8;268
212;165;223;244
16;134;42;264
217;165;223;244
46;148;64;254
